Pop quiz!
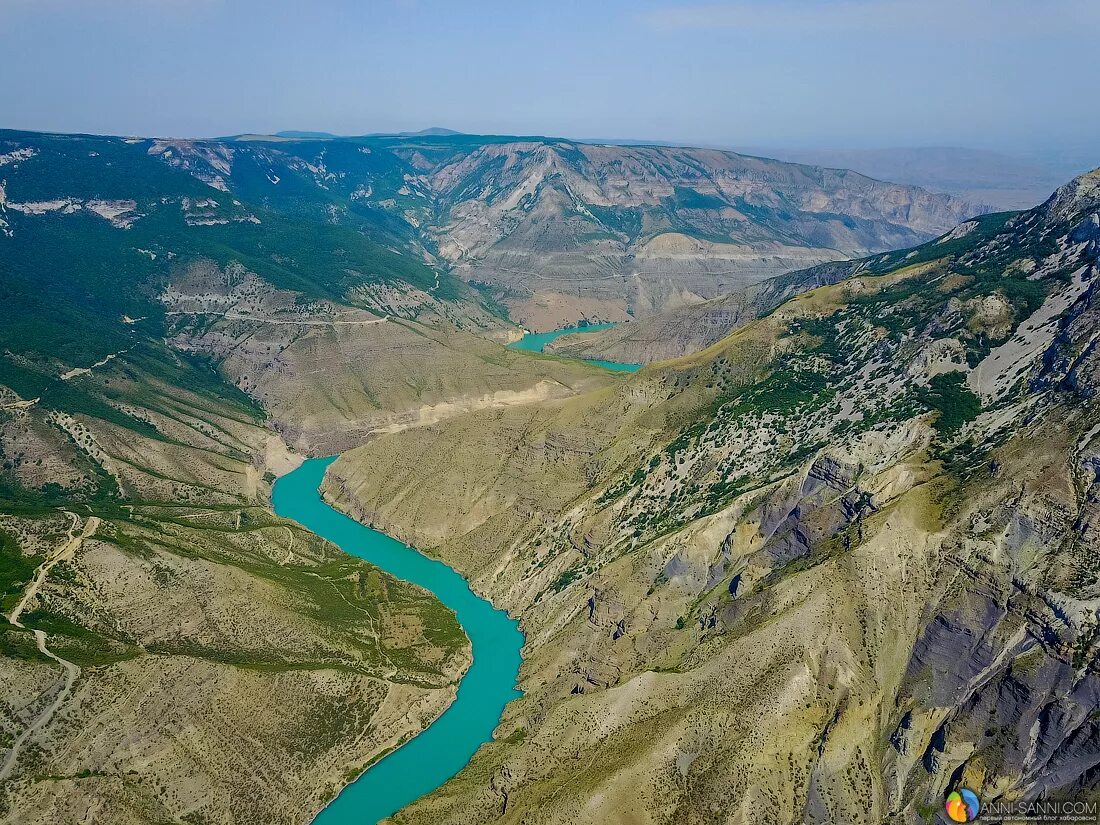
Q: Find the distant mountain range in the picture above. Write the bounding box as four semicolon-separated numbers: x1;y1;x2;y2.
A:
269;127;464;139
380;136;982;330
232;130;1093;213
0;128;981;349
742;145;1086;211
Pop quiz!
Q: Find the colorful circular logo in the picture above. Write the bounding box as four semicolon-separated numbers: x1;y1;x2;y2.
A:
945;788;981;822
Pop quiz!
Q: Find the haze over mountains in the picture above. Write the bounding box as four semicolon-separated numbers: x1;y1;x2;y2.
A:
2;118;1099;825
0;128;981;338
746;146;1082;211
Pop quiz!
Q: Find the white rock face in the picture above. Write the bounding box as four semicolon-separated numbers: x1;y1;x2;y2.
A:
7;198;81;215
85;199;141;228
0;180;9;237
968;265;1094;401
936;219;978;244
0;147;36;166
4;194;142;228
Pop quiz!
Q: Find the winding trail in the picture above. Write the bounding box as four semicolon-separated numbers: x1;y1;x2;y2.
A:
1;512;100;781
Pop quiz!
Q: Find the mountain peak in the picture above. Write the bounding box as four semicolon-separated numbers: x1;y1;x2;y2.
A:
1044;167;1100;226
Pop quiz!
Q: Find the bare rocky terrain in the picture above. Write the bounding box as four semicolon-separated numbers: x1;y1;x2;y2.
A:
161;260;614;455
543;259;863;365
325;170;1100;824
2;122;1096;825
384;139;982;330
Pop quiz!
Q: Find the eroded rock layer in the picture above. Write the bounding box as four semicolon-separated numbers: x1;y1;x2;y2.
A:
327;171;1100;824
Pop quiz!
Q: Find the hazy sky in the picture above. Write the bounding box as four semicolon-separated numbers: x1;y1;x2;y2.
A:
2;0;1098;156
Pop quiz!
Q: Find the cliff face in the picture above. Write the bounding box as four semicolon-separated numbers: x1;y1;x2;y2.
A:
159;260;613;455
391;140;982;329
326;170;1100;823
544;259;864;364
543;212;1048;367
144;132;984;331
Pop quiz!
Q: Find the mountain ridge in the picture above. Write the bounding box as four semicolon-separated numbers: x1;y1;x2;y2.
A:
543;210;1019;365
379;135;984;329
0;129;1070;825
1;127;983;337
324;167;1100;823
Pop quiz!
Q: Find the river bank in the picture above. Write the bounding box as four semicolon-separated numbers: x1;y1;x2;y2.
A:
506;323;642;372
272;457;524;825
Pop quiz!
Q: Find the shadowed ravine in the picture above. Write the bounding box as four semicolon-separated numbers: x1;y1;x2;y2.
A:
272;456;524;825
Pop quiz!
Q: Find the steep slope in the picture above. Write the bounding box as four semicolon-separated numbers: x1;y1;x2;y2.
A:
159;260;612;455
383;138;982;329
543;259;870;364
544;213;1016;364
0;129;621;454
326;170;1100;823
0;130;619;823
0;347;470;824
0;129;510;386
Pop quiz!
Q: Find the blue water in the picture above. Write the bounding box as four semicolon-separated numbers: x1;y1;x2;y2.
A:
507;322;642;373
271;457;524;825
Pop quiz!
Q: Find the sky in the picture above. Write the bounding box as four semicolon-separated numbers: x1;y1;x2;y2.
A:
1;0;1098;159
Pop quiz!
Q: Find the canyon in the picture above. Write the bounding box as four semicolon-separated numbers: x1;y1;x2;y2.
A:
1;124;1098;824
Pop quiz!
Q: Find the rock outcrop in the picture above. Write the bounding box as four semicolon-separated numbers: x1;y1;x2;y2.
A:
326;169;1100;824
391;140;981;329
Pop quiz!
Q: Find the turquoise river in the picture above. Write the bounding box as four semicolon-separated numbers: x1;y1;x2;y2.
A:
507;322;642;372
272;456;524;824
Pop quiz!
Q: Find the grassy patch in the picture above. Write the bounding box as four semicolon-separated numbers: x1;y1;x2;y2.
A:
20;607;143;666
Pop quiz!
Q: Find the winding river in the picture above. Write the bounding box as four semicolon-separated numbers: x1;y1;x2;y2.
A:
272;456;524;825
507;322;642;372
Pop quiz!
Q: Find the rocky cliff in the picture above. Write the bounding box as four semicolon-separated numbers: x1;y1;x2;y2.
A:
386;139;982;329
543;259;865;364
159;260;614;455
542;214;1019;365
326;170;1100;824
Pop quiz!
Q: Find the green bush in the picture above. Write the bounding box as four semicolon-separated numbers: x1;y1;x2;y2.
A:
918;372;981;435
